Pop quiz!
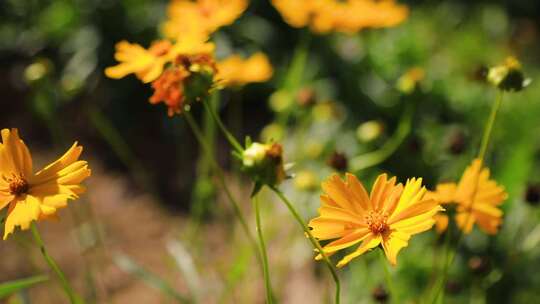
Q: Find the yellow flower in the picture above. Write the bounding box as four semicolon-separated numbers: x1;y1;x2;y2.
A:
309;173;442;267
0;129;91;239
163;0;248;39
271;0;408;34
428;159;507;235
105;35;215;83
425;183;456;233
270;0;326;29
216;52;273;87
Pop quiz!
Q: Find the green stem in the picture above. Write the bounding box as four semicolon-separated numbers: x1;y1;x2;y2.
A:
478;91;504;161
350;102;413;171
253;194;274;304
88;106;161;201
430;91;505;303
379;249;395;304
30;223;82;304
183;111;263;268
202;97;244;153
270;186;341;304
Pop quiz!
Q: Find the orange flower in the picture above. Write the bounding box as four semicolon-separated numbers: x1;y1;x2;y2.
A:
216;52;273;87
271;0;408;34
309;173;442;266
150;54;217;116
105;35;215;83
428;159;507;235
163;0;248;39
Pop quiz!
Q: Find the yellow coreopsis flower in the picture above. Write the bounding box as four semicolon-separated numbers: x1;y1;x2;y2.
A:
428;159;507;235
309;173;442;267
216;53;273;87
0;129;91;239
163;0;248;39
105;34;215;83
271;0;408;34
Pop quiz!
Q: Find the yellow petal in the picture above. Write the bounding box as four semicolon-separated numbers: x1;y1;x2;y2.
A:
382;231;410;266
3;196;41;239
319;228;370;255
336;234;381;268
309;217;355;240
0;129;33;177
321;174;359;213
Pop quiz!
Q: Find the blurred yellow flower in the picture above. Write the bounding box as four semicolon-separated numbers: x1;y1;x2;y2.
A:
163;0;248;39
216;52;273;87
105;35;215;83
396;67;425;94
271;0;408;34
426;183;456;233
309;173;442;267
0;129;91;239
428;159;507;235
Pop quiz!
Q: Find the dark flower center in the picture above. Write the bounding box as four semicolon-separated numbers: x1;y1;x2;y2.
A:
6;174;29;196
365;211;389;235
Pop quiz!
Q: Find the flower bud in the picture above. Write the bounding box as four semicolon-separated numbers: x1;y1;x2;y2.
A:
242;142;286;187
327;151;348;172
525;183;540;206
487;57;531;92
396;67;425;94
356;120;384;143
372;285;389;303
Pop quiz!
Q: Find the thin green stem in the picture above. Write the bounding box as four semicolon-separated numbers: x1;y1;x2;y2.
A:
253;195;274;304
351;102;413;171
478;91;504;161
202;98;244;153
30;223;82;304
270;186;341;304
183;111;262;267
379;249;395;304
430;91;505;303
88;106;161;201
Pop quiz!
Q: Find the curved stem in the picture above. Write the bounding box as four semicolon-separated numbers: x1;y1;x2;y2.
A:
270;186;341;304
351;102;413;171
253;195;274;303
202;98;244;153
183;111;262;267
430;91;505;303
31;223;82;304
478;91;504;161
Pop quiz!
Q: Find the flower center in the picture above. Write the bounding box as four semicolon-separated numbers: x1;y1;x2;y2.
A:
5;174;29;196
365;211;389;235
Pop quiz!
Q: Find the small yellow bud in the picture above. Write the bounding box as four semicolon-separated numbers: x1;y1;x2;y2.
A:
356;120;384;143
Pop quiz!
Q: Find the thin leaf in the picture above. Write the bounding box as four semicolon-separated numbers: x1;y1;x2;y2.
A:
113;253;191;304
0;275;48;299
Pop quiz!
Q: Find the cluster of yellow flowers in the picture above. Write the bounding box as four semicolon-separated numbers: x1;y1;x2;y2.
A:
271;0;409;34
105;0;273;116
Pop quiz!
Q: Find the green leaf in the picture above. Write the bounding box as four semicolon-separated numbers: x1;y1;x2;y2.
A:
0;275;48;299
